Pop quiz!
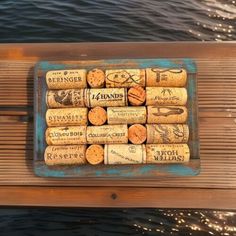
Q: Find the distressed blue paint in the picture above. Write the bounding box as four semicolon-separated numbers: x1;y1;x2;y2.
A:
183;58;196;73
35;165;65;177
164;165;199;176
39;61;66;70
139;165;158;174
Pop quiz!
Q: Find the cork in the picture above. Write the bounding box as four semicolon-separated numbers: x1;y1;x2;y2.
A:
86;144;104;165
104;144;146;164
107;106;146;124
84;88;128;107
46;108;88;127
146;144;190;163
105;69;145;88
87;68;105;88
44;145;86;166
86;124;128;144
45;126;87;145
46;89;85;108
147;106;188;124
146;68;187;87
128;86;146;106
88;107;107;126
46;69;87;89
146;87;187;106
128;124;147;144
146;124;189;144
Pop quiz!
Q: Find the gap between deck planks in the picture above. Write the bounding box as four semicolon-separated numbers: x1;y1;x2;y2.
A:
0;42;235;208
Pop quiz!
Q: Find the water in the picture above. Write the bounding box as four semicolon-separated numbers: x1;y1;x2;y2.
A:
0;0;236;235
0;208;235;236
0;0;235;42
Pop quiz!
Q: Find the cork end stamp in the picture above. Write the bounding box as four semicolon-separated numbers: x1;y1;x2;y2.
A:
146;87;187;106
147;106;188;124
87;68;105;88
105;69;145;88
88;107;107;126
86;144;104;165
146;144;190;163
44;145;87;166
146;68;187;87
46;69;87;89
128;124;147;144
128;86;146;106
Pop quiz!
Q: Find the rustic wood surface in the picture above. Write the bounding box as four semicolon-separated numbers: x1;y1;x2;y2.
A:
0;42;236;208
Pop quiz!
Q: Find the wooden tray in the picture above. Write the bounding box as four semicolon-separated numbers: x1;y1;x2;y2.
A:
34;58;200;178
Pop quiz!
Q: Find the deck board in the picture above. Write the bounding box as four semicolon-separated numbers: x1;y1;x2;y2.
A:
0;42;235;208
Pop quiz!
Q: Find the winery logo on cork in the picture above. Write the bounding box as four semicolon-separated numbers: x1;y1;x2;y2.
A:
153;149;185;162
47;70;83;83
106;70;141;85
92;92;124;101
152;107;184;117
151;69;183;82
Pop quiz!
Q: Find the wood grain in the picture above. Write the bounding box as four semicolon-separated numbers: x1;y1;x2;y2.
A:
0;42;236;208
0;187;235;209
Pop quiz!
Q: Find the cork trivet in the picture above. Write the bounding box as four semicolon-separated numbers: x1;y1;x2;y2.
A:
44;145;87;166
84;88;128;107
88;107;107;126
128;124;147;144
107;106;146;124
86;124;128;144
104;144;146;164
45;126;87;145
86;144;104;165
46;89;85;108
146;87;187;106
105;69;145;88
46;108;88;127
146;124;189;144
87;68;105;88
146;144;190;163
46;69;87;89
147;106;188;124
128;86;146;106
146;68;187;87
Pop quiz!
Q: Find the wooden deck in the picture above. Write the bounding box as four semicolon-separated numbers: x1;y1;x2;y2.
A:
0;42;236;209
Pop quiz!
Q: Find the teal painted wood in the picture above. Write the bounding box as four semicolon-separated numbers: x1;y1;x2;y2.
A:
34;59;200;178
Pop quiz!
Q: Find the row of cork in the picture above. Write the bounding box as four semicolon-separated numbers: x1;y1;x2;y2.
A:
45;144;190;166
46;68;187;89
46;87;187;108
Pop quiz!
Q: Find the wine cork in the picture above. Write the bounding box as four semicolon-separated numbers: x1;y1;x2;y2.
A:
46;69;87;89
146;124;189;144
105;69;145;88
86;144;104;165
85;88;128;107
147;106;188;124
146;68;187;87
104;144;146;164
44;145;86;166
86;125;128;144
45;126;87;145
87;68;105;88
46;89;85;108
146;87;187;106
146;144;190;163
88;107;107;126
128;124;147;144
107;106;146;124
128;86;146;106
46;108;88;127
